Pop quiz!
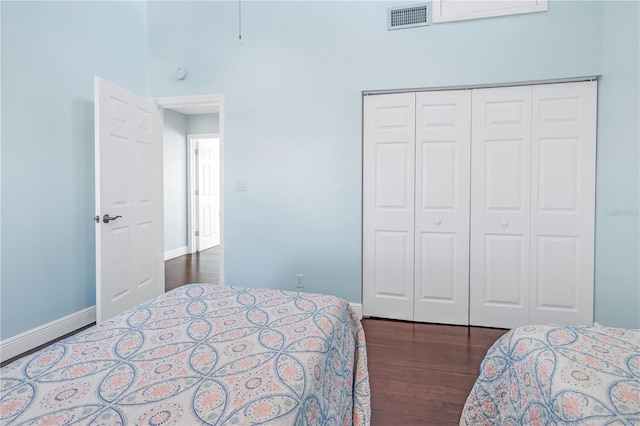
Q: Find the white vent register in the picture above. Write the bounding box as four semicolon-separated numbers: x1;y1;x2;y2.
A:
388;3;432;30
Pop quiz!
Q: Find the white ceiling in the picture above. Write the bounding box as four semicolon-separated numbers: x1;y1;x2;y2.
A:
167;103;220;115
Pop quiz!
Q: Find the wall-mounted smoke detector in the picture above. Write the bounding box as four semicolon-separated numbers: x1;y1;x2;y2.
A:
388;3;432;30
176;66;188;80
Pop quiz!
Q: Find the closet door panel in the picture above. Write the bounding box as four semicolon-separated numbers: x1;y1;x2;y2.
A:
484;139;528;215
420;142;457;208
418;232;456;299
373;230;413;298
530;81;596;325
483;234;527;305
375;142;412;209
414;90;471;325
470;86;532;328
363;93;416;321
535;236;579;308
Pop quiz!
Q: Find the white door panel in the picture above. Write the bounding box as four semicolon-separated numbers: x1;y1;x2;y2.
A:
530;81;596;325
374;230;413;298
470;86;532;328
197;138;220;250
535;236;579;308
414;90;471;325
95;77;164;323
537;138;580;211
375;142;412;209
484;139;527;211
483;234;526;305
417;231;456;297
363;93;415;321
420;142;456;209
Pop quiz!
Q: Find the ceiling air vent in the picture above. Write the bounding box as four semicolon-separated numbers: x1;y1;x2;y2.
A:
388;3;432;30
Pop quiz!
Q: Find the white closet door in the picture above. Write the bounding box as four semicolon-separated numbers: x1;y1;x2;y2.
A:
470;86;532;328
363;93;416;321
530;81;596;325
414;90;471;325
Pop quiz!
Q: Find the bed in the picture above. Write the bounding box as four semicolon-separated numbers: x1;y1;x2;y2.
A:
460;323;640;425
0;284;371;425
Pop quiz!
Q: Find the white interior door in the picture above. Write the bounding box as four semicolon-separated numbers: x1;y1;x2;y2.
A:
529;81;596;325
470;86;532;328
197;137;220;250
95;76;164;323
414;90;471;325
363;93;416;321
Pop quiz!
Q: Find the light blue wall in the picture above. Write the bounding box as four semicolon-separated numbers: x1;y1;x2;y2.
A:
188;114;219;135
0;2;3;324
1;1;637;341
0;1;148;340
163;109;189;252
595;1;640;328
147;1;607;307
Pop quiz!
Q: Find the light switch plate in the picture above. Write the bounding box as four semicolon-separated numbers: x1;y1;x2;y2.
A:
235;178;248;191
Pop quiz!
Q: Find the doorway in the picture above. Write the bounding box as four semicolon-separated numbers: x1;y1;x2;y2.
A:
156;94;225;287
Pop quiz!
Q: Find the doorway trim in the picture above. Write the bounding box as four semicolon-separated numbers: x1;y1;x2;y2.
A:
155;94;225;286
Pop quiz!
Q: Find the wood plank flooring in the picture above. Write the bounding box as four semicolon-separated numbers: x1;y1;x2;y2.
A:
362;318;506;424
165;245;220;291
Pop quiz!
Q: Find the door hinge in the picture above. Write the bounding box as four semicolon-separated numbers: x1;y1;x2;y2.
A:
195;231;199;237
195;190;199;196
195;148;199;155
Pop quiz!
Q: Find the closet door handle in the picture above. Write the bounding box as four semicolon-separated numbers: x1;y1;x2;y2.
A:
435;219;442;225
501;220;509;227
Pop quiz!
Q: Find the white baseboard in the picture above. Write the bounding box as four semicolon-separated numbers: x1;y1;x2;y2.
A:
0;306;96;363
350;303;363;319
164;246;188;261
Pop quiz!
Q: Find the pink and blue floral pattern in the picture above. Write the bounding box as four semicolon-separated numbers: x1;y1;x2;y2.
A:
1;284;371;425
461;324;640;425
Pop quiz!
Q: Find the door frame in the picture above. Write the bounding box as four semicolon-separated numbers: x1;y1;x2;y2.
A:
187;133;220;254
155;94;225;286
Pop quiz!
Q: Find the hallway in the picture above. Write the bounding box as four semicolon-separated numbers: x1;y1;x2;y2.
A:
164;246;220;292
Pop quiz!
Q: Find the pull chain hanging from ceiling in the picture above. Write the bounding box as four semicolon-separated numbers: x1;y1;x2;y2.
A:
238;0;242;40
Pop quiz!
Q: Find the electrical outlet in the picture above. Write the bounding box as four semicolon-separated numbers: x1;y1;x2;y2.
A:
296;274;304;288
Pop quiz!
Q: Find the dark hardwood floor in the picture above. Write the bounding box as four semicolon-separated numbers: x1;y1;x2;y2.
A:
362;318;506;425
5;247;506;425
165;245;220;291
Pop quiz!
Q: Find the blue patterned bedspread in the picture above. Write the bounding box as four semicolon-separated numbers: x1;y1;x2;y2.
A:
461;324;640;425
1;284;371;425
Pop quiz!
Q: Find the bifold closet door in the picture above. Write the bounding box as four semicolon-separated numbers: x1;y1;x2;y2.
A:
470;86;533;328
470;81;597;328
363;93;416;321
414;90;471;325
529;81;596;325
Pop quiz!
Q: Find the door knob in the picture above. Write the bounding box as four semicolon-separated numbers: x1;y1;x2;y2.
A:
435;219;442;225
102;214;122;224
501;220;509;227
